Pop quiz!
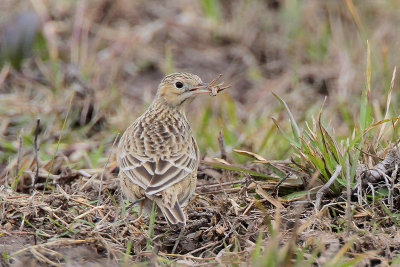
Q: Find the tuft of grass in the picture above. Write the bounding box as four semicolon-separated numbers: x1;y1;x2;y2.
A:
271;45;397;197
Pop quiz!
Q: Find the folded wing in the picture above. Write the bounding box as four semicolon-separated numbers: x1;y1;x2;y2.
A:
119;141;197;196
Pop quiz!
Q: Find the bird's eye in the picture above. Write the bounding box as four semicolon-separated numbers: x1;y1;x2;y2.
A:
175;81;184;88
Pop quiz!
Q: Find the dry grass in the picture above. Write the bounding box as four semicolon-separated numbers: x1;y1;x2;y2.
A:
2;0;400;266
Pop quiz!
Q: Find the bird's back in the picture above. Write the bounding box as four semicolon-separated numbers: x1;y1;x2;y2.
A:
120;101;197;162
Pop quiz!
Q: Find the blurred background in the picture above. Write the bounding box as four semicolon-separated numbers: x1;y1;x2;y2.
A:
1;0;400;169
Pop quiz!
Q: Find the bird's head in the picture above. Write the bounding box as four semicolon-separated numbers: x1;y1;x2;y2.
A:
156;72;210;107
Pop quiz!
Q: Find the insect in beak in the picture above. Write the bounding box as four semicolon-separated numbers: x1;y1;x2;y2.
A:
188;74;231;95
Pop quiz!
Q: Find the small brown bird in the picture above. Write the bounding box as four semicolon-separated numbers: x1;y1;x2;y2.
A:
117;72;213;225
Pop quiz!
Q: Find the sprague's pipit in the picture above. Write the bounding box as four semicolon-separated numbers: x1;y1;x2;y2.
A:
117;72;228;225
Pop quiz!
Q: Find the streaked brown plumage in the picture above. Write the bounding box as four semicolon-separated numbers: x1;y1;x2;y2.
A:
117;72;212;225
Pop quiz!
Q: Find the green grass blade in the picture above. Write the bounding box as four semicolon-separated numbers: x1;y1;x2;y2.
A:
272;92;301;142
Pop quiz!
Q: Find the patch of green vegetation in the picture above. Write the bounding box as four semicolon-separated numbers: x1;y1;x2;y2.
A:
200;0;221;23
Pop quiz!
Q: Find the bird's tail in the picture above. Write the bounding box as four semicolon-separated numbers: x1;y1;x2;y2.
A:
155;199;186;225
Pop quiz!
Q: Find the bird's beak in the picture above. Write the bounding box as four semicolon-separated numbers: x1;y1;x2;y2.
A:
189;82;210;94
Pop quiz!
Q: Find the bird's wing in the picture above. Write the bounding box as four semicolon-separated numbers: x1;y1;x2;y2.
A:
118;128;198;196
119;151;154;190
145;149;197;195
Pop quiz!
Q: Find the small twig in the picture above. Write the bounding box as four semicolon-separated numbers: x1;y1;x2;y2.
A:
34;118;40;185
185;241;218;256
242;201;254;216
30;247;61;267
377;168;393;209
10;239;92;257
171;225;186;254
354;146;384;161
98;133;120;205
15;128;24;177
315;165;342;210
273;172;290;196
218;130;227;160
153;252;215;261
74;205;104;220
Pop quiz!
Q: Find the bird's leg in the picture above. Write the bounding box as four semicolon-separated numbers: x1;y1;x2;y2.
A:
137;198;145;225
126;197;145;225
139;200;144;216
132;197;146;206
126;197;146;211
